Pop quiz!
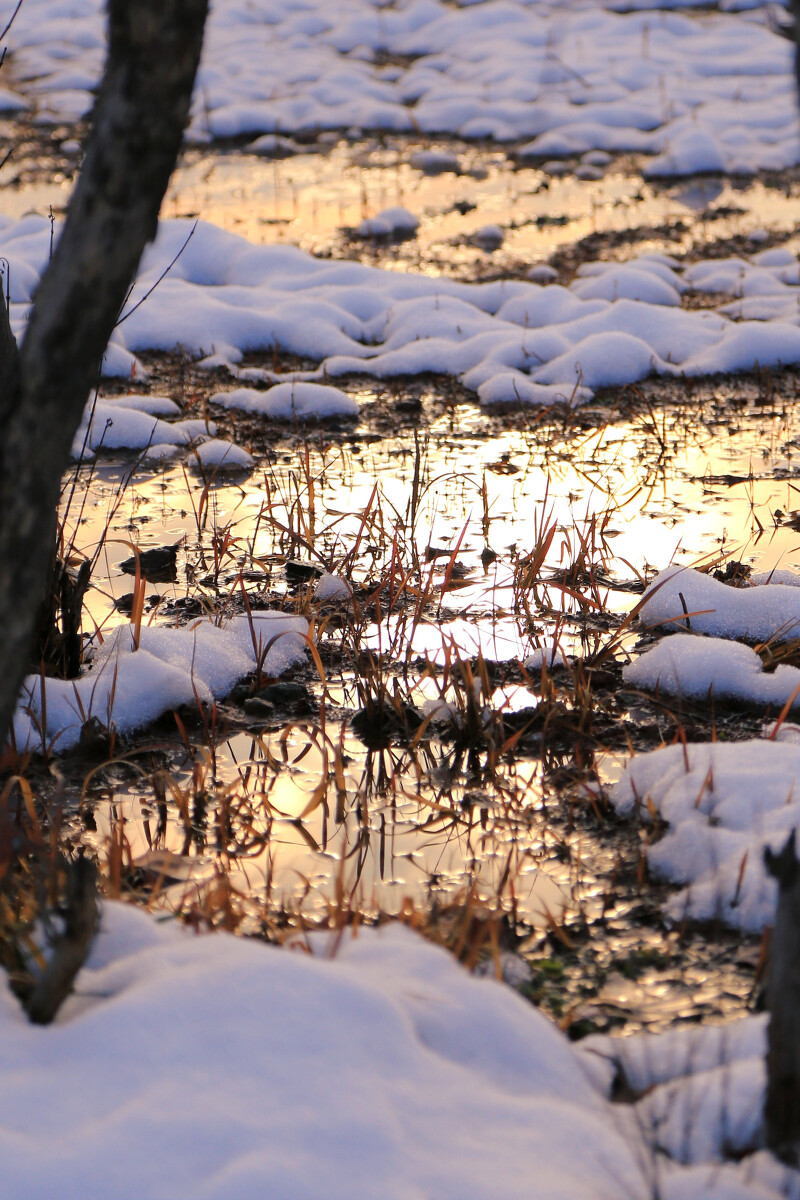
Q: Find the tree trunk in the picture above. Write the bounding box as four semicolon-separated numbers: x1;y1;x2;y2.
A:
764;830;800;1162
0;0;208;751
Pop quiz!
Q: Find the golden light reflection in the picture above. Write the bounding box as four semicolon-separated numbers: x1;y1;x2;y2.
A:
13;140;800;271
89;728;569;925
64;393;800;651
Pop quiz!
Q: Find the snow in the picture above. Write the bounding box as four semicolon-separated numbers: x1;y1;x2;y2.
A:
608;737;800;930
645;127;730;178
0;87;27;112
617;562;800;924
355;206;419;238
314;571;354;601
618;569;800;925
409;147;461;174
213;382;360;419
143;441;182;462
572;264;684;306
0;902;787;1199
187;438;255;471
5;0;800;175
477;374;590;407
10;217;800;415
527;264;559;284
247;133;303;157
583;1014;768;1095
0;911;641;1200
104;392;182;417
71;396;214;457
639;566;800;642
11;612;309;754
474;223;504;249
583;1016;770;1177
523;643;567;671
623;632;800;710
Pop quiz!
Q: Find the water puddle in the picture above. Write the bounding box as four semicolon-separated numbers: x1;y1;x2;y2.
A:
9;136;800;277
68;383;800;643
88;728;568;922
162;145;800;272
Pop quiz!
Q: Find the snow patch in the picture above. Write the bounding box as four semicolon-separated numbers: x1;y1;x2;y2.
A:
609;738;800;930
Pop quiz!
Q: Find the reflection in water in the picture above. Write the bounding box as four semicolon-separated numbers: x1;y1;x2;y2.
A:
10;138;800;276
63;380;790;1030
90;726;568;925
159;145;800;272
68;386;800;645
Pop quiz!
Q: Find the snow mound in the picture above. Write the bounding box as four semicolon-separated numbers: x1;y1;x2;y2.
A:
188;438;254;471
523;643;567;671
213;382;359;419
9;219;800;411
640;566;800;642
572;265;683;306
5;0;800;178
0;913;643;1200
315;572;353;602
11;613;309;754
623;632;800;711
609;738;800;930
0;903;787;1199
645;127;729;178
409;148;461;174
70;395;213;457
583;1015;770;1173
104;393;181;417
355;207;419;238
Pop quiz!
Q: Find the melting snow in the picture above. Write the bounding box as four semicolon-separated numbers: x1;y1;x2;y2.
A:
640;566;800;643
7;220;800;428
609;737;800;930
12;613;309;754
0;903;786;1200
213;381;360;419
4;0;799;177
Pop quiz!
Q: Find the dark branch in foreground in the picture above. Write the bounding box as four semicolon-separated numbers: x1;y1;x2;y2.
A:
0;0;208;752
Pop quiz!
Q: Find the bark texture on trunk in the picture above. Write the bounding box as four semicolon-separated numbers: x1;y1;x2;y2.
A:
0;0;208;750
764;830;800;1162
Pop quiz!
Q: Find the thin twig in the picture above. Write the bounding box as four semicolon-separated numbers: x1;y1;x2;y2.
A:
115;220;198;326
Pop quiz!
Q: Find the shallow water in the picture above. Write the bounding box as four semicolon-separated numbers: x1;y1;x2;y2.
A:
51;375;799;1032
70;384;800;640
9;136;800;276
14;133;799;1032
162;144;800;272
